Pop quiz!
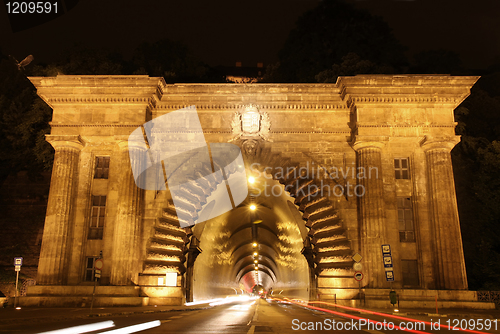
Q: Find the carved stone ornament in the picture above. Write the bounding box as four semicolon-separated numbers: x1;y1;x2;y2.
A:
242;139;259;157
230;104;272;142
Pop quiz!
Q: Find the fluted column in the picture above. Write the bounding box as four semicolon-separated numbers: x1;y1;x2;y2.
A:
353;141;387;288
37;136;83;285
110;141;144;285
422;138;467;290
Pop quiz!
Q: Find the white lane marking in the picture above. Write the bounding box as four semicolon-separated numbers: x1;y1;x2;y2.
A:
169;316;182;319
247;325;255;334
96;320;160;334
160;320;171;323
36;321;115;334
252;303;259;322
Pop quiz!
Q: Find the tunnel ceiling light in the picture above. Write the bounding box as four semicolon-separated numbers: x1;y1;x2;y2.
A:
254;267;258;271
253;252;258;256
254;260;258;263
249;204;256;211
252;242;257;247
248;176;255;184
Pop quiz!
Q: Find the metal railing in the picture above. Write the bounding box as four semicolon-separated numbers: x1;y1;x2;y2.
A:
477;291;500;305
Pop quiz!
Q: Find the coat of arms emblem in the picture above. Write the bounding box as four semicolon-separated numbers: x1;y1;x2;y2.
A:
230;104;271;141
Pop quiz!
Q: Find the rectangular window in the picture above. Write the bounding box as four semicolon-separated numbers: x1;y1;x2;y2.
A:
85;257;98;281
394;158;410;179
398;197;415;242
402;260;419;287
88;196;106;240
94;157;110;179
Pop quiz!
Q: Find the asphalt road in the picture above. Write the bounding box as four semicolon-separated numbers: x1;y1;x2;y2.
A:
1;298;500;334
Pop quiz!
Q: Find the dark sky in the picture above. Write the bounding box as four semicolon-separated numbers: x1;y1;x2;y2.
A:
1;0;499;69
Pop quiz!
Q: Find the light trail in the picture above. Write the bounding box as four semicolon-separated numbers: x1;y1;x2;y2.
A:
271;298;431;334
274;298;491;334
96;320;160;334
306;299;489;334
36;321;115;334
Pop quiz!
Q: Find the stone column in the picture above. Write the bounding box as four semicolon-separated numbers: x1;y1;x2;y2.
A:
352;142;387;288
110;142;144;285
37;136;83;285
422;138;467;290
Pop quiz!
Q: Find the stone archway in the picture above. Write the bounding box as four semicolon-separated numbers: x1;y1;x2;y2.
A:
143;138;357;302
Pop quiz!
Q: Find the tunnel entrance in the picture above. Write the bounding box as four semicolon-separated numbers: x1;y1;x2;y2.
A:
190;176;310;301
176;141;357;303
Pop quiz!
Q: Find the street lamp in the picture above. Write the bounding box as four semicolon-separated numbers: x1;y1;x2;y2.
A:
250;204;256;211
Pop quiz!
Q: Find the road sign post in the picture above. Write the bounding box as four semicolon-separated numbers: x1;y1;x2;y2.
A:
14;257;22;308
352;253;363;306
381;245;395;283
90;257;103;314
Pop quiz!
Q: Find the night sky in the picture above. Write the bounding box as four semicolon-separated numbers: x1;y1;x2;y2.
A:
1;0;500;69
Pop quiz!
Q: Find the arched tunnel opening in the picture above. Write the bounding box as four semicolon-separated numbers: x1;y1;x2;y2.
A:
189;173;311;302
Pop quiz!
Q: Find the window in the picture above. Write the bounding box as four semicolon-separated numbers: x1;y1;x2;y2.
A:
85;257;98;281
402;260;419;287
94;157;110;179
398;197;415;242
89;196;106;239
394;158;410;179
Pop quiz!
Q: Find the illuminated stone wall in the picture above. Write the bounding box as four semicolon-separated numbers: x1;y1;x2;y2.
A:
27;75;477;305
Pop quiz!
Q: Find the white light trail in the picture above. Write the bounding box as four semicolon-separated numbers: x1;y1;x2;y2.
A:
96;320;160;334
36;321;115;334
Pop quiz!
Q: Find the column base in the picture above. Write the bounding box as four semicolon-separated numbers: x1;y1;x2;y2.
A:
19;284;184;307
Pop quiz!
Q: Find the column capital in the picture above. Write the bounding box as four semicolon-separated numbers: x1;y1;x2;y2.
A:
45;135;85;151
117;139;148;151
419;135;460;152
351;140;385;151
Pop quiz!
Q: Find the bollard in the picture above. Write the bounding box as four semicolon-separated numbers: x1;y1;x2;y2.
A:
389;290;397;306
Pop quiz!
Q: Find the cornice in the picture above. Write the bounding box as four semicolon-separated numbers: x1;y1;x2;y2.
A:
355;123;456;128
46;97;155;104
155;104;348;110
348;96;461;104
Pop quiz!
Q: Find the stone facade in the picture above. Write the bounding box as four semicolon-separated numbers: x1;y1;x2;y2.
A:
23;75;487;307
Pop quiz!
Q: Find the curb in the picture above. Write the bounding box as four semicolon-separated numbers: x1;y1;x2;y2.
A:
88;306;211;318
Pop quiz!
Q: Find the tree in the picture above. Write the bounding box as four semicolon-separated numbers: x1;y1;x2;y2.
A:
0;54;53;187
315;52;395;83
412;49;464;75
452;74;500;290
131;39;213;83
267;0;407;82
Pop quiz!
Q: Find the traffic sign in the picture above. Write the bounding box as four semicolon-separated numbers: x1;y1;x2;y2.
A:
95;269;101;278
383;255;393;268
15;266;20;272
353;262;363;271
14;257;23;266
381;244;391;255
94;259;103;270
352;253;362;263
354;271;363;281
385;270;394;282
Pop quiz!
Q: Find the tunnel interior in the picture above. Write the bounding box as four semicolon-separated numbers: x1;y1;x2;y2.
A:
191;174;310;301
